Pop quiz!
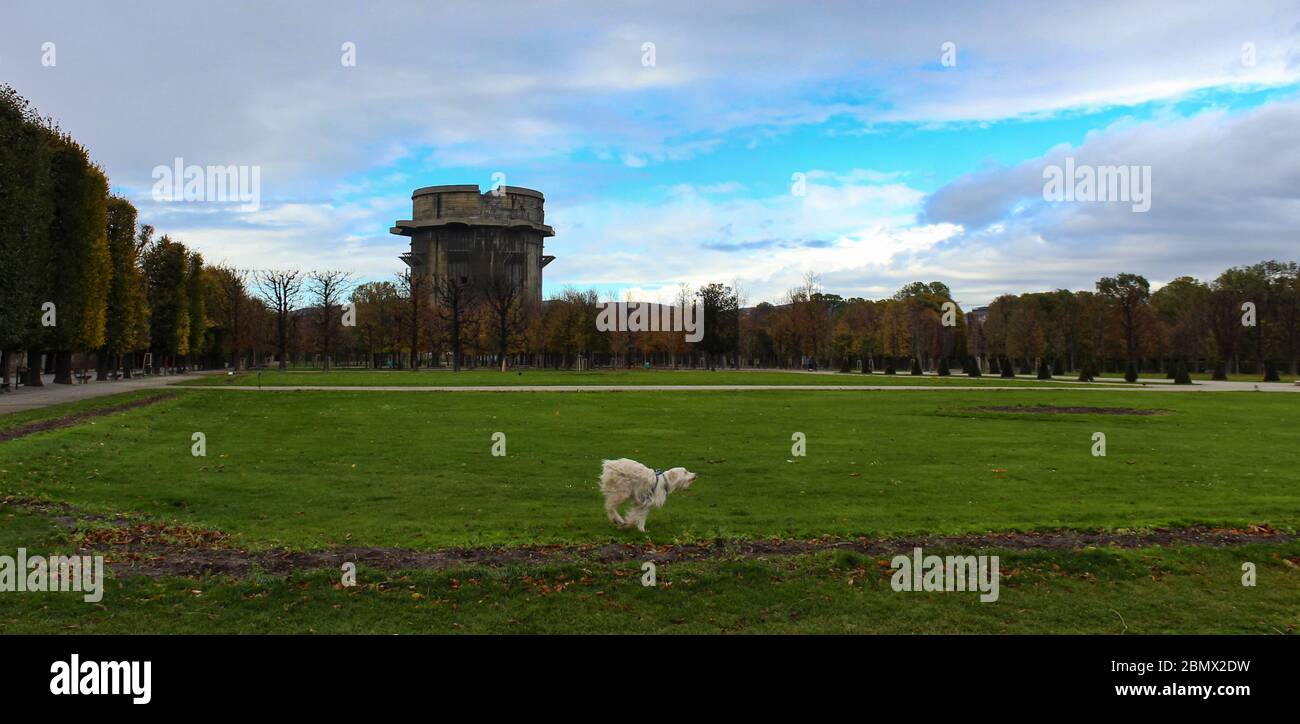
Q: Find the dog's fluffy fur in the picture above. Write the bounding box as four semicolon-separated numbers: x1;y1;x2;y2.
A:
599;458;697;532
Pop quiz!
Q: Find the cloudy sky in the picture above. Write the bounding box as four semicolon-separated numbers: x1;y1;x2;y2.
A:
4;1;1299;308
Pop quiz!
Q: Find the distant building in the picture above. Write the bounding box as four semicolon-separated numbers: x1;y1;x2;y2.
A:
391;184;555;309
966;306;990;323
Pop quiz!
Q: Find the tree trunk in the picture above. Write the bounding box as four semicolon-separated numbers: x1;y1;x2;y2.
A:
0;349;9;390
96;351;109;381
53;351;73;384
26;348;44;384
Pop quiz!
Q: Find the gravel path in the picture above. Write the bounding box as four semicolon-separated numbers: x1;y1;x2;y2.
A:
0;371;218;414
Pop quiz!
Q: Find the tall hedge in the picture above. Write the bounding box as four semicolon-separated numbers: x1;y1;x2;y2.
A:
0;85;56;378
142;235;193;368
102;196;150;375
186;251;208;365
46;134;110;382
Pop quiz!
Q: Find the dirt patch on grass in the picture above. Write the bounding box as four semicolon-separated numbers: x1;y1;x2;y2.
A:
80;522;233;549
86;524;1294;577
4;498;1288;577
0;392;177;443
973;405;1170;415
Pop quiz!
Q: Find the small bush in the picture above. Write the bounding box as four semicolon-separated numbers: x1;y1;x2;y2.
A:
884;359;896;375
1174;359;1192;384
967;356;981;377
1124;361;1139;383
1077;360;1095;382
937;357;950;376
910;359;923;375
1000;357;1015;378
1036;359;1051;380
861;358;872;375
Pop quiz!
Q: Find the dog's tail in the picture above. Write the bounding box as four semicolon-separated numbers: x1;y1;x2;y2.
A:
598;459;619;492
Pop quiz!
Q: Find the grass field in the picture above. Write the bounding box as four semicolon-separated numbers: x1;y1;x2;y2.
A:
186;367;1139;387
1;384;1297;633
3;389;1298;547
1;503;1295;633
0;388;173;434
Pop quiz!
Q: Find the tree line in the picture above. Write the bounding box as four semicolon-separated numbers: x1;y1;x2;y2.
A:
740;266;1299;381
0;86;357;388
0;85;243;387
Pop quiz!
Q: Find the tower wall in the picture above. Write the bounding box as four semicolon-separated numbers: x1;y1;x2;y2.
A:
392;185;554;311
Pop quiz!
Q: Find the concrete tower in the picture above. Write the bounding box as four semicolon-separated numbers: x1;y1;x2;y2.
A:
390;184;555;309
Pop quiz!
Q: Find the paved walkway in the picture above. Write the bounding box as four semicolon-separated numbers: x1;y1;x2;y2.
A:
0;372;214;414
174;380;1300;393
6;373;1293;413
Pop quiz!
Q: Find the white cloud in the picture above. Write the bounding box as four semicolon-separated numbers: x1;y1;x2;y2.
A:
918;99;1300;304
545;170;944;302
7;1;1298;191
4;1;1298;304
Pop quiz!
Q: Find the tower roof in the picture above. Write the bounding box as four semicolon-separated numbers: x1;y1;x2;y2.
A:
391;183;554;237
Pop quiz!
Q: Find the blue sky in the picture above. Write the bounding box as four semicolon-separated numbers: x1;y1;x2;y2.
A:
5;1;1300;307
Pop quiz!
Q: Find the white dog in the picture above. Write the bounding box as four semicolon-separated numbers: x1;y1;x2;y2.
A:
599;458;697;532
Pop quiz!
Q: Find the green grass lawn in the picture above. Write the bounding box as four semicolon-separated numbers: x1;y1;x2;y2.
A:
185;367;1135;388
1;388;1296;550
3;386;1297;634
0;388;171;434
1;503;1294;633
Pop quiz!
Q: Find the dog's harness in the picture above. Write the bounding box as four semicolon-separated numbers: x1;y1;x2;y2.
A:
636;469;667;505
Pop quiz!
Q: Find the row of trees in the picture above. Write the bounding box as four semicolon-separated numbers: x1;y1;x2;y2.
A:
439;264;1291;381
970;264;1299;380
286;257;1296;383
205;274;739;373
735;264;1298;380
0;84;210;387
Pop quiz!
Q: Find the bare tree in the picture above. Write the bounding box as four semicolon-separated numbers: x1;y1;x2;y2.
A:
434;273;477;372
606;290;634;368
481;267;527;372
732;278;748;369
671;283;692;368
307;270;354;372
396;269;428;370
255;269;304;371
210;264;251;370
